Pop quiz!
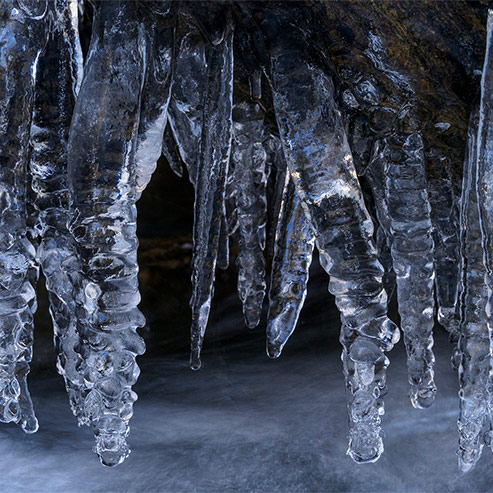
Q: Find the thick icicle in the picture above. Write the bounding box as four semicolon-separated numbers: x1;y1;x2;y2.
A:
385;130;437;409
135;2;174;199
29;0;84;419
67;0;147;466
260;6;399;463
267;170;315;358
0;0;50;434
368;129;437;409
189;10;234;370
457;109;490;472
230;102;269;328
476;7;493;460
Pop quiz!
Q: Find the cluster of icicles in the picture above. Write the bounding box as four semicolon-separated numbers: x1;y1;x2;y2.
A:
1;0;493;470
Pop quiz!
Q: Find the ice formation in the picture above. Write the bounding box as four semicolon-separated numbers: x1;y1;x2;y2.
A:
0;0;492;471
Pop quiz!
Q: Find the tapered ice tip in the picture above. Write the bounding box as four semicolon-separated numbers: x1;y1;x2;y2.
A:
244;308;261;329
21;414;39;434
95;436;130;467
266;339;283;359
190;351;202;371
410;382;436;409
347;436;383;464
458;455;477;474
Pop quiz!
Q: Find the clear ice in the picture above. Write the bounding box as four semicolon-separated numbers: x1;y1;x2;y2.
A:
0;0;492;471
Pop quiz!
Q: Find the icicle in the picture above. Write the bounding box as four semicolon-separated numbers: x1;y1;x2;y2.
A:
189;10;234;370
230;102;269;328
0;0;50;434
426;150;461;342
67;0;148;466
261;7;399;463
365;141;396;301
167;16;207;185
456;108;489;472
383;130;437;409
476;6;493;460
135;2;174;199
267;170;315;358
29;0;84;419
367;129;437;409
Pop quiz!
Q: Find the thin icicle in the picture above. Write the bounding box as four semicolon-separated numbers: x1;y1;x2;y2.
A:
0;0;50;434
29;0;84;420
67;1;148;466
457;108;489;472
260;6;399;463
231;102;269;328
189;10;234;370
267;171;315;358
476;7;493;459
426;151;461;341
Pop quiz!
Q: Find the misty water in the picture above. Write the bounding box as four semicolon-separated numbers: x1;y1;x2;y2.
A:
0;264;491;493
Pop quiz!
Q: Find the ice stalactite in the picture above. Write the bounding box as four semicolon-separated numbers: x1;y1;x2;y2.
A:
67;0;148;466
189;10;234;370
0;0;50;434
427;158;461;342
381;129;437;409
259;6;399;463
267;169;315;359
29;0;84;419
476;6;493;463
456;108;490;472
230;102;269;328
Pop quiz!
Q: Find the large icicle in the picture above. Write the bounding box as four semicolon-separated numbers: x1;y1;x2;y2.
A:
29;0;84;420
260;6;399;463
189;11;234;370
476;7;493;461
267;170;315;358
369;129;437;409
230;102;269;328
385;130;437;409
67;0;148;466
0;0;49;434
457;109;490;472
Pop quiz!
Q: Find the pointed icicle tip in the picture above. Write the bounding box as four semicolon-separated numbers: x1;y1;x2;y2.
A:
266;339;283;359
190;351;202;371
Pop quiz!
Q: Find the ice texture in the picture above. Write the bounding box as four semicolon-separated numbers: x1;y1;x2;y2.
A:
258;6;399;463
0;0;492;471
67;0;147;466
189;7;234;371
457;108;490;472
0;0;50;434
230;101;269;329
30;0;83;420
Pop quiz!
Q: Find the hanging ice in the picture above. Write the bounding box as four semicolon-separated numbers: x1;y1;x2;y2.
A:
67;0;148;466
230;101;269;329
0;0;491;471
